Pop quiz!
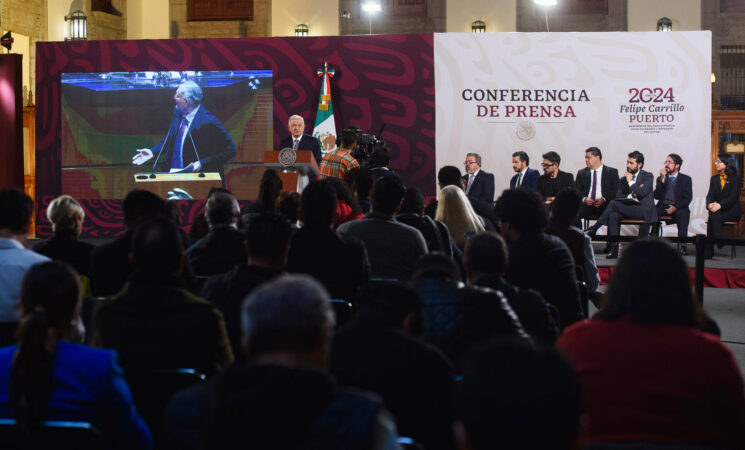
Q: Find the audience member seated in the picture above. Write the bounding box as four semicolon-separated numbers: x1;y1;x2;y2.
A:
704;154;742;259
32;195;94;278
396;186;457;258
327;177;364;229
89;189;198;297
368;146;400;182
0;262;151;449
411;253;528;370
201;212;290;363
330;281;456;450
435;185;485;249
286;180;370;301
425;166;496;230
462;232;559;344
546;188;600;294
346;166;374;214
163;200;191;250
0;189;49;325
186;191;246;276
456;339;581;450
338;176;427;281
558;239;745;449
241;169;282;225
275;191;301;231
162;275;399;449
495;188;584;329
92;217;233;376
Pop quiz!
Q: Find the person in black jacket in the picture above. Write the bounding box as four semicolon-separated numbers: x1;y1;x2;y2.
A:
186;191;246;276
537;151;574;203
705;154;743;259
651;153;692;254
32;195;94;277
575;147;620;225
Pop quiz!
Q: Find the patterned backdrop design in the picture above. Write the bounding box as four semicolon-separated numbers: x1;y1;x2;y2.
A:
35;35;436;237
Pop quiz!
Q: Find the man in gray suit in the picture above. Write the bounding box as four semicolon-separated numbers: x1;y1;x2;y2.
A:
586;151;656;259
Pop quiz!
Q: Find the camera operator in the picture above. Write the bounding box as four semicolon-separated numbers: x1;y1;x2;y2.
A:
319;129;360;180
368;146;400;182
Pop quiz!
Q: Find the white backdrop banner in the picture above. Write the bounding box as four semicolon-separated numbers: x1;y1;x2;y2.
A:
435;31;711;235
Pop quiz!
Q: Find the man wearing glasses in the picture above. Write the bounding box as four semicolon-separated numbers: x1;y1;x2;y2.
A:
462;153;496;204
537;151;575;203
651;153;692;255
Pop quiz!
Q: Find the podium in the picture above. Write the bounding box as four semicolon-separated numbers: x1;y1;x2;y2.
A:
133;172;222;200
263;150;320;193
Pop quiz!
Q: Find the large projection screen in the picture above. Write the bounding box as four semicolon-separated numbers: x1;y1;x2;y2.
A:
435;31;711;235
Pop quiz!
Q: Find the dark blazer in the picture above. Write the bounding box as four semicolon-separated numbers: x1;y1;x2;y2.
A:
654;172;693;210
509;167;540;191
151;106;236;173
537;171;575;200
32;232;95;277
463;170;496;203
575;165;620;201
706;173;743;219
279;133;323;166
616;169;657;223
186;226;247;277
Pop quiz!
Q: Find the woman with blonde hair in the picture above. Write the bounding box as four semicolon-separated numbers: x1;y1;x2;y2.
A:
32;195;94;277
435;185;485;248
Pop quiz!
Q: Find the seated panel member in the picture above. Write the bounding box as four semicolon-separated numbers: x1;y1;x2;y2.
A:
586;151;657;259
575;146;620;222
537;151;574;203
132;81;236;174
651;153;692;255
509;151;539;191
279;115;323;165
462;152;495;203
704;154;743;259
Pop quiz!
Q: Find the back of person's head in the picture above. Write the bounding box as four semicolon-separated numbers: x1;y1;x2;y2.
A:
354;281;422;332
512;151;529;165
550;188;583;226
205;191;240;227
339;130;358;150
371;175;405;215
436;185;485;247
241;275;334;362
370;146;392;168
494;188;547;235
585;146;602;160
246;212;292;263
459;339;581;450
462;232;508;278
347;166;374;199
300;180;337;228
258;169;283;211
437;166;463;188
412;252;461;282
597;239;696;326
46;195;84;235
0;188;34;232
131;217;183;275
123;189;165;230
275;191;301;223
399;186;426;215
11;262;81;434
163;200;182;227
326;177;362;216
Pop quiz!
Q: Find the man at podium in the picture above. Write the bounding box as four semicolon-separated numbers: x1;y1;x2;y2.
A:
132;81;236;173
279;115;323;165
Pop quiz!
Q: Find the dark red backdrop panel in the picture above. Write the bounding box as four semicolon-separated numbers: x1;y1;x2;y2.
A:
0;54;24;190
35;35;436;237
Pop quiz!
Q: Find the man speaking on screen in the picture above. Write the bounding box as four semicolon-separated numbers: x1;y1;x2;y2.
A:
132;80;236;173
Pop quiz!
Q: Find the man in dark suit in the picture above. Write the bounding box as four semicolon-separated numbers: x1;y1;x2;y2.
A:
509;151;540;191
650;153;692;255
462;152;495;203
426;166;496;230
132;81;236;174
537;151;574;202
279;115;323;165
575;146;620;224
586;151;657;259
186;191;246;276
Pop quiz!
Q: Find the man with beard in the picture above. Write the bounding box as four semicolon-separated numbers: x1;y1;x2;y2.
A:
650;153;692;255
586;151;657;259
462;153;495;204
537;151;574;203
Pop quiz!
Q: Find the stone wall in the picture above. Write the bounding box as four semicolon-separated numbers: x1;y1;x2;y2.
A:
87;0;127;40
517;0;627;32
169;0;271;38
339;0;445;35
0;0;46;100
703;0;745;105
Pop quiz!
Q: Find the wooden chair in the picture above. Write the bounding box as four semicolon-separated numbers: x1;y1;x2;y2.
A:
0;419;103;450
723;221;738;259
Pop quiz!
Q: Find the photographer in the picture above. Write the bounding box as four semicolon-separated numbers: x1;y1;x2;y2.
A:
319;130;360;180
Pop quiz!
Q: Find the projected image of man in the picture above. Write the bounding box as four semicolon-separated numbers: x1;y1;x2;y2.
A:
132;81;236;173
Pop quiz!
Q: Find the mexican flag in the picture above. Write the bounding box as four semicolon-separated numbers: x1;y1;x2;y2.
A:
313;63;337;154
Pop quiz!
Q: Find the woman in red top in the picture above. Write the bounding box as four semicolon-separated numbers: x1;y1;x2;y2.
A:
558;239;745;449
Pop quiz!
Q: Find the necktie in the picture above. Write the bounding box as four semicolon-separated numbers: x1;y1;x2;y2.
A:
170;118;189;169
293;139;299;150
466;174;474;194
669;176;675;183
590;170;597;199
516;172;523;187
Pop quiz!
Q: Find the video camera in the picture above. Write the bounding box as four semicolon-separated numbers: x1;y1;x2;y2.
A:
337;125;386;164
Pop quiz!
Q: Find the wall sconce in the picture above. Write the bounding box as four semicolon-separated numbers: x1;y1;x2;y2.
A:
65;10;87;41
295;24;309;37
657;17;672;32
711;72;716;84
362;1;382;34
534;0;557;4
471;20;486;33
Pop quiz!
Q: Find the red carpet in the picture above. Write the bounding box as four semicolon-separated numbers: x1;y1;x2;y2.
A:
599;267;745;288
